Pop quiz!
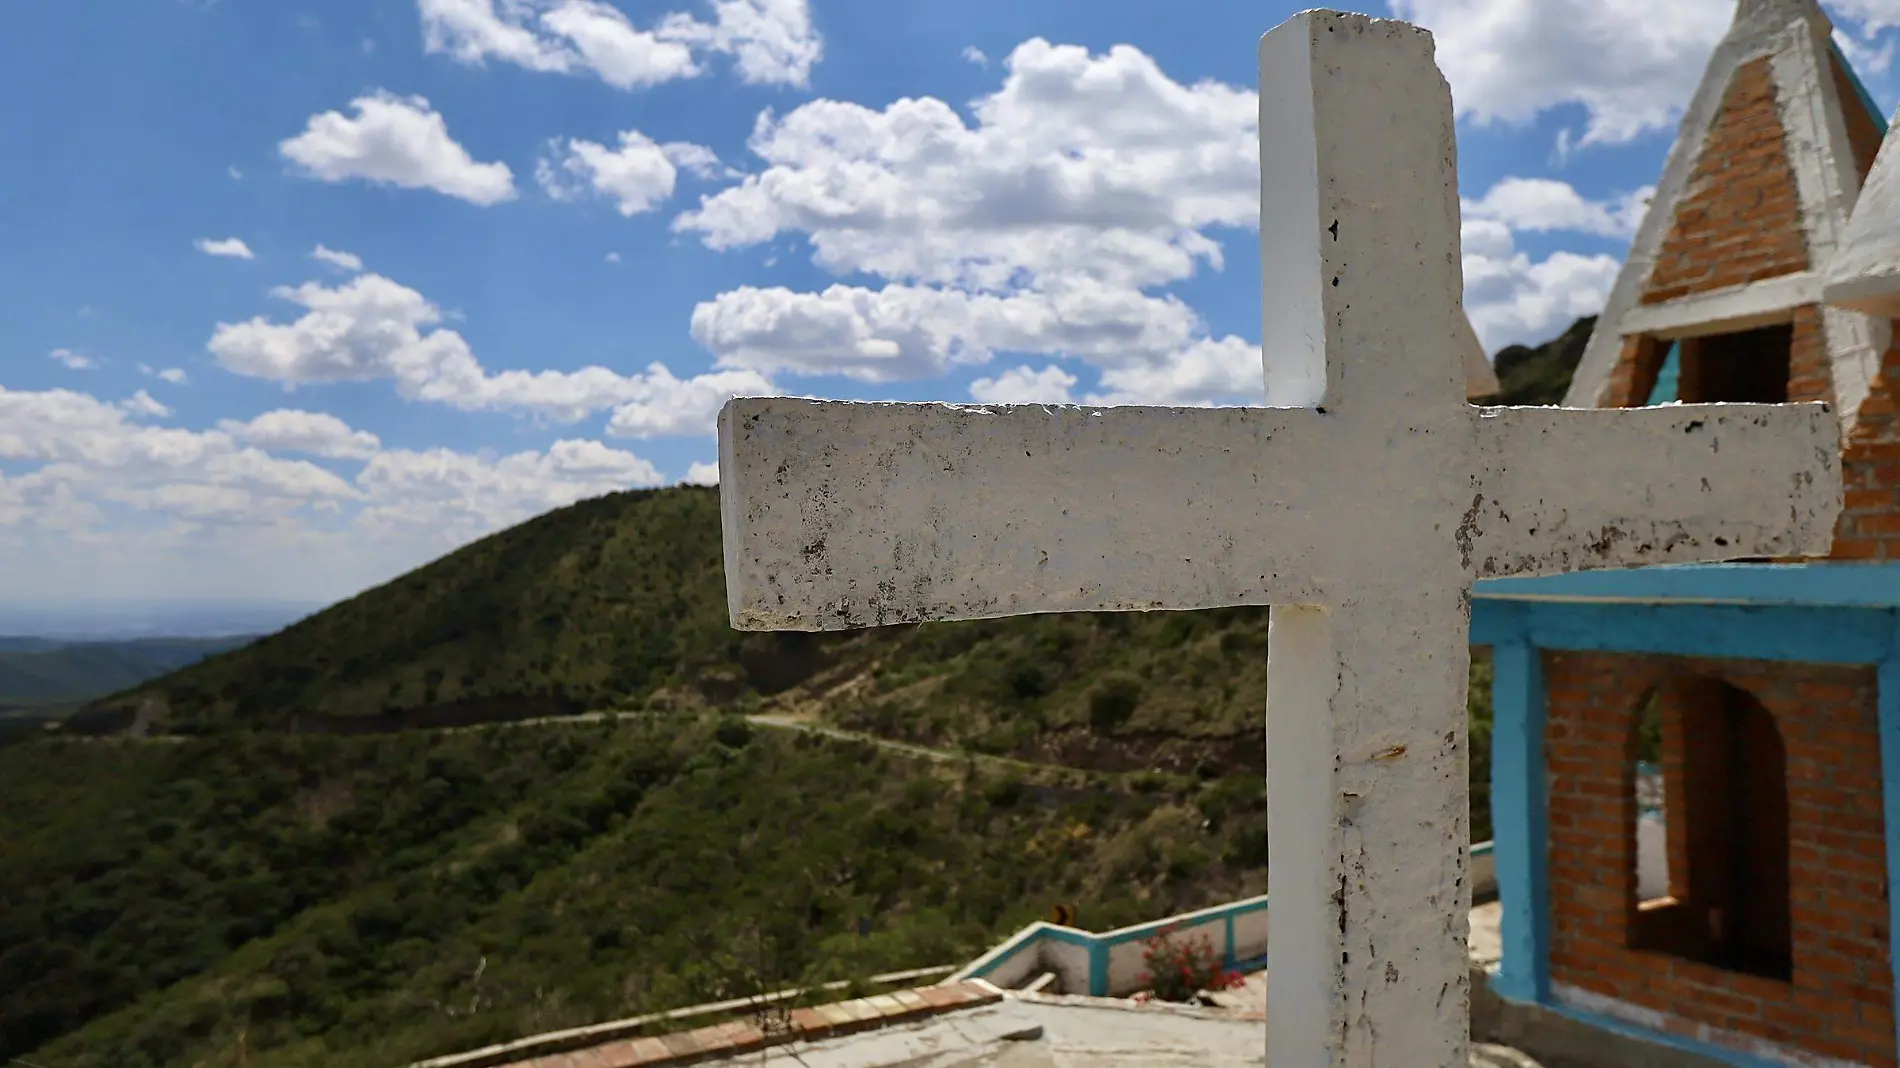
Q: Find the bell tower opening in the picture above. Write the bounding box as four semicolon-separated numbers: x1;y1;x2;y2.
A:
1676;324;1792;404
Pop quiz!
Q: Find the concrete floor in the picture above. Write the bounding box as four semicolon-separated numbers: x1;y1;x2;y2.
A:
745;998;1266;1067
743;995;1545;1067
743;906;1535;1068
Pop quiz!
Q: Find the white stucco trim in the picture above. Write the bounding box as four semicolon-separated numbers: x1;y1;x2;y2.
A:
1825;103;1900;318
1617;272;1820;339
1552;982;1870;1068
1771;14;1886;435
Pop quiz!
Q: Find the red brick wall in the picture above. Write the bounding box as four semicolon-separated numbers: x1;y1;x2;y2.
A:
1598;58;1814;408
1545;651;1894;1067
1641;58;1810;306
1836;338;1900;561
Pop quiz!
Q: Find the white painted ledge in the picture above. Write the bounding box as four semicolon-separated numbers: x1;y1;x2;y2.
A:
1618;272;1819;340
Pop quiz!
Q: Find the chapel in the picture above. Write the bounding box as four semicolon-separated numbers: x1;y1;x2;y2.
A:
1471;1;1900;1065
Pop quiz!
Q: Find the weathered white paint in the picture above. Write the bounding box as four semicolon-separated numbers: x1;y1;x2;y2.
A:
1617;271;1820;339
1042;940;1092;998
1553;982;1869;1068
1565;0;1885;440
717;11;1843;1067
1827;94;1900;319
1770;10;1887;430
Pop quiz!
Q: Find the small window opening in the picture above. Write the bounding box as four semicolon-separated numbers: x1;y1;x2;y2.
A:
1676;325;1792;404
1627;678;1792;982
1633;692;1668;903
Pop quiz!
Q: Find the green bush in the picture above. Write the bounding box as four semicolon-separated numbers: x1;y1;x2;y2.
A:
1086;672;1143;733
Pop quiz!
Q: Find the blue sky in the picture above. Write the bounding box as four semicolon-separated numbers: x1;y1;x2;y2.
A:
5;0;1900;612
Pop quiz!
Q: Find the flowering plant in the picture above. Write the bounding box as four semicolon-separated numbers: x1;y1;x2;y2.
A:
1134;923;1246;1002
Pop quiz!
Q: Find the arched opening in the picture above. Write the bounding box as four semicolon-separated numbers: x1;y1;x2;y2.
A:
1627;678;1792;982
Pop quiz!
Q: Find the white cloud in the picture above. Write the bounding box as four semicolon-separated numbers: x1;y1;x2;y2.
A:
137;363;186;383
673;35;1640;393
669;38;1264;404
0;387;360;530
207;271;773;435
312;244;365;272
1088;337;1263;406
218;409;383;460
675;38;1257;292
1831;0;1900;35
49;348;95;371
962;45;988;66
280;91;516;205
537;130;718;215
683;460;720;485
969;364;1076;404
0;384;665;602
119;390;172;419
228;165;244;180
604;251;622;263
354;439;663;536
1388;1;1900;149
1461;218;1622;350
1387;0;1733;147
602;364;779;437
688;280;1209;383
196;236;256;260
1463;178;1653;239
418;0;822;88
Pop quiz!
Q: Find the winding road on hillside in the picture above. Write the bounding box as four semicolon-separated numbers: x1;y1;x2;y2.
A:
47;709;1100;779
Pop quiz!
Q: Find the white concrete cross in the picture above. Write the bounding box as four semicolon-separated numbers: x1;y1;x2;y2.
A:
715;11;1842;1067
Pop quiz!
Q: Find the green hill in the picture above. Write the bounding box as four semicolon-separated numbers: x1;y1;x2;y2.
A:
1475;314;1594;407
4;720;1258;1068
7;319;1590;1068
0;636;254;713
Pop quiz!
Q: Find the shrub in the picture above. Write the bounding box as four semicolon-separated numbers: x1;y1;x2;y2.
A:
1135;925;1245;1002
1085;672;1143;733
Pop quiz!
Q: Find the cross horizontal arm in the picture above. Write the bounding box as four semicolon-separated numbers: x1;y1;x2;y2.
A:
718;398;1338;631
1468;402;1842;578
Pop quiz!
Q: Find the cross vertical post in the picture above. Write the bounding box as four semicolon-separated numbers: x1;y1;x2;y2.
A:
1257;14;1471;1066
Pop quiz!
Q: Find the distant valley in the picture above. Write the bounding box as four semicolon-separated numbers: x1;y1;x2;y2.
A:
0;635;259;718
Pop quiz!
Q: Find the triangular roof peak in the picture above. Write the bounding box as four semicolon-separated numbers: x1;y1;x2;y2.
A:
1732;0;1831;33
1561;0;1888;436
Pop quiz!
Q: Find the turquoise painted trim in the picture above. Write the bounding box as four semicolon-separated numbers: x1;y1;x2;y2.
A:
1097;896;1272;949
1474;561;1900;609
1477;601;1895;665
1488;985;1788;1068
1879;642;1900;1062
961;845;1498;995
1472;840;1494;859
1830;38;1891;137
1490;639;1551;1004
1644;341;1680;405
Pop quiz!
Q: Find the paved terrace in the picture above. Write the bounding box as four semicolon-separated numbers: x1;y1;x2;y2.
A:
474;904;1525;1068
